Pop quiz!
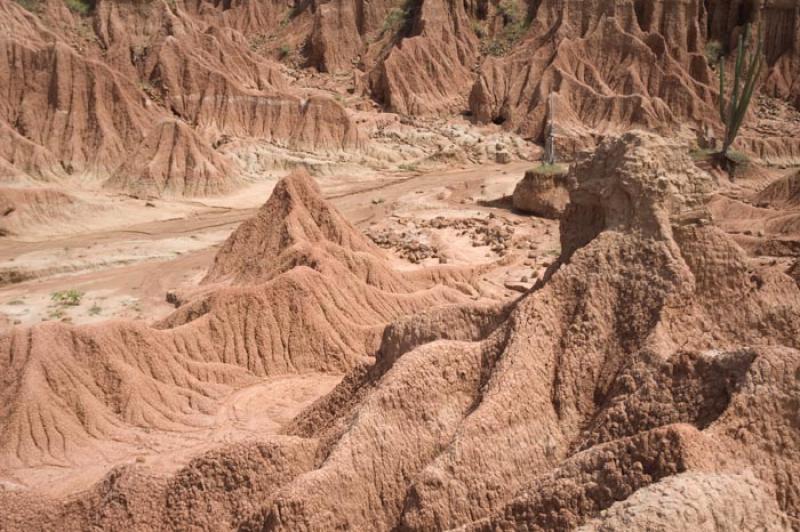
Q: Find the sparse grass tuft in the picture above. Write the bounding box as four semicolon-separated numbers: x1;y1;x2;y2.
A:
690;147;716;161
278;43;292;58
705;39;723;64
725;149;751;165
471;20;486;38
89;303;102;316
51;289;84;306
47;308;66;320
484;40;506;57
691;147;750;165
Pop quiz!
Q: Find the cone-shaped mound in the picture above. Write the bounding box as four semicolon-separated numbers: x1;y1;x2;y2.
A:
205;169;384;284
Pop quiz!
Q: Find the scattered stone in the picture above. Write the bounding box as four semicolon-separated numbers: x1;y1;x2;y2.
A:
504;281;531;293
165;290;181;307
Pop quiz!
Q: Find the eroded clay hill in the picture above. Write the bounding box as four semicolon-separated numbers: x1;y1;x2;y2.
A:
2;132;798;530
0;168;502;528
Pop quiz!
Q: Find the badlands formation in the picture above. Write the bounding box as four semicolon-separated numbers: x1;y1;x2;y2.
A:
1;0;800;531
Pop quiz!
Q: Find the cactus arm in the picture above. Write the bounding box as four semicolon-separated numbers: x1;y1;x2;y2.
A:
729;51;763;147
719;58;726;123
727;31;746;147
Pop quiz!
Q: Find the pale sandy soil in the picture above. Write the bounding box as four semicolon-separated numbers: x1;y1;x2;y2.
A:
0;161;556;328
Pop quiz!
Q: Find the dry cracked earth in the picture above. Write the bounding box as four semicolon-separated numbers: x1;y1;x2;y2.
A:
1;1;800;531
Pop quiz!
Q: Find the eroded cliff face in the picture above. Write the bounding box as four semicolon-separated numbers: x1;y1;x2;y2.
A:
468;0;800;160
0;0;362;195
1;0;799;193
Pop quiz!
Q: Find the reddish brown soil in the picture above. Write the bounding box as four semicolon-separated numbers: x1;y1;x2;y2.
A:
2;1;800;530
1;132;799;531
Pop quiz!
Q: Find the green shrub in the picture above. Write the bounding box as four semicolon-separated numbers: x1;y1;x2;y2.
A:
481;0;529;57
51;289;84;306
382;7;406;35
705;40;723;64
66;0;91;15
718;24;762;160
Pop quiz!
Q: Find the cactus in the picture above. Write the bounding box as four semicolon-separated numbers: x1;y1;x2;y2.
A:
543;92;556;165
718;24;763;158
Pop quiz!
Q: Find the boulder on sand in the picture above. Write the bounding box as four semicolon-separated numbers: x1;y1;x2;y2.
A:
512;166;570;219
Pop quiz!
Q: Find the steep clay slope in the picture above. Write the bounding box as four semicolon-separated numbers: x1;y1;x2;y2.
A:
0;187;90;236
205;166;389;284
757;169;800;208
367;0;480;115
0;35;156;179
105;120;237;198
4;132;797;530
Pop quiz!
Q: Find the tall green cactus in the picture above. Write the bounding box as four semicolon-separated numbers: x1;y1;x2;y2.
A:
718;24;763;158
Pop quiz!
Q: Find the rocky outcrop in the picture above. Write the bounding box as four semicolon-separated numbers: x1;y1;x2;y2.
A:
3;0;799;190
468;0;800;162
256;132;799;530
512;166;569;218
0;169;476;474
